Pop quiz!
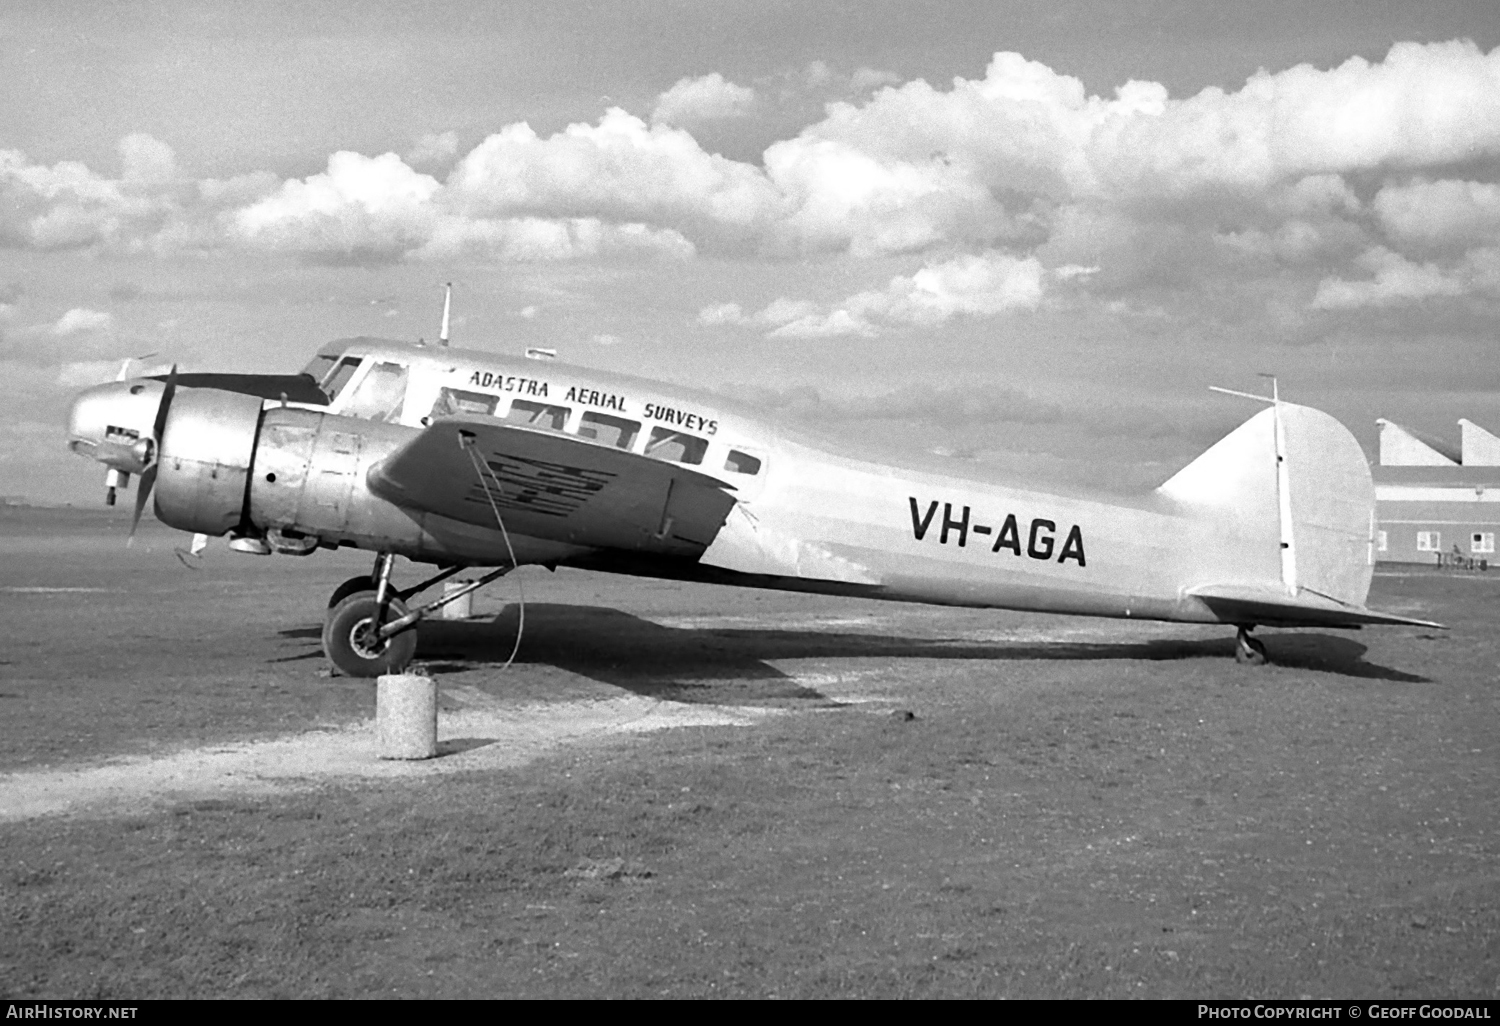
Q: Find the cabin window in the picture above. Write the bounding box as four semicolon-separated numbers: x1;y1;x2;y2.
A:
1377;531;1388;552
430;387;498;419
1473;532;1495;554
724;450;762;475
322;356;363;402
507;399;570;431
341;361;408;422
644;427;707;465
1416;531;1441;552
578;412;639;450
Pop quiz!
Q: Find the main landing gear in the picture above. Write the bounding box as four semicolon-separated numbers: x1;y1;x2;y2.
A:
1234;625;1268;666
320;554;513;678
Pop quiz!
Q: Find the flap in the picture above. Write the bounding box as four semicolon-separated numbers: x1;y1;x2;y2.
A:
368;416;736;557
1189;583;1445;629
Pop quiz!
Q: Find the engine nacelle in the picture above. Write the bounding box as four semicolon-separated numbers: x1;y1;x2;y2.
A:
152;396;514;563
154;388;265;536
248;407;431;557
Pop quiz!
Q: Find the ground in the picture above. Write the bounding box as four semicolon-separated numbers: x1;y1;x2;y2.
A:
0;506;1496;998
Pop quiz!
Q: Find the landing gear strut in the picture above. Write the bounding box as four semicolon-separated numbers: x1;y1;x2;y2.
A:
1235;626;1268;666
320;554;514;677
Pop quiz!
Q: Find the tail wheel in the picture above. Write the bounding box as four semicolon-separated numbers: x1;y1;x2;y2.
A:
1235;629;1269;666
324;593;417;678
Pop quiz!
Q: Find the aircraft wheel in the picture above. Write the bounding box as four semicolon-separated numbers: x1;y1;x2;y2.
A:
324;594;417;678
322;579;375;657
1234;632;1268;666
327;575;376;608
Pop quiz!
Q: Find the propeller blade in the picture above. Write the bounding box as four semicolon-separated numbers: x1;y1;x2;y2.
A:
151;364;178;443
127;364;177;548
127;464;157;545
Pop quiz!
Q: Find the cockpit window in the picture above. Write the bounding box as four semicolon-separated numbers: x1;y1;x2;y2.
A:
340;362;408;422
645;427;707;465
321;356;363;401
299;353;339;386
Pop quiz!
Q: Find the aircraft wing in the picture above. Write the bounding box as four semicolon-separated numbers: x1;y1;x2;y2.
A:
1188;583;1445;629
367;416;737;557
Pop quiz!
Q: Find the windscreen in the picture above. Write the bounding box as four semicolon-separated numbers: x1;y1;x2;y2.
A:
340;362;408;422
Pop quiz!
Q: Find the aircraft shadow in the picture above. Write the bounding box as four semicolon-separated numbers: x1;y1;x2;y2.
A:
396;603;1427;700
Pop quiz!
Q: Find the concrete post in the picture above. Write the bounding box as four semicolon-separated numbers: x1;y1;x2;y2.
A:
376;674;437;759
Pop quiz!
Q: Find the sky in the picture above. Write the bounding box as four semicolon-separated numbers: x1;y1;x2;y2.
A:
4;0;1500;504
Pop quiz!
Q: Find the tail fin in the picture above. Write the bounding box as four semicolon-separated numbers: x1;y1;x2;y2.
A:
1157;402;1374;611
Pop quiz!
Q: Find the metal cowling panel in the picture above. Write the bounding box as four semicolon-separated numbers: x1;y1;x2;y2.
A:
154;388;265;536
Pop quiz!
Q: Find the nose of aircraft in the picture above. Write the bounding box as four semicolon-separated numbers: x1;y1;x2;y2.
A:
66;379;166;466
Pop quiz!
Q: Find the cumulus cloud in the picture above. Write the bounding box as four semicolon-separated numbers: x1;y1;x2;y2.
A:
811;41;1490;247
849;67;901;93
416;216;695;262
4;40;1500;320
651;73;756;125
405;131;461;172
118;133;178;185
0;147;170;252
1374;178;1500;253
1310;247;1469;309
1310;243;1500;310
763;251;1045;338
697;301;746;326
233;151;442;263
50;309;114;336
0;309;121;367
446;110;781;252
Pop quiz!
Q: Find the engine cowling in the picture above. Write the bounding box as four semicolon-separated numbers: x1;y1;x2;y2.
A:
154;388;265;536
145;392;495;562
246;407;431;556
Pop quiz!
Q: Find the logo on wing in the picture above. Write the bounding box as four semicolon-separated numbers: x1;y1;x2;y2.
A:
466;455;617;518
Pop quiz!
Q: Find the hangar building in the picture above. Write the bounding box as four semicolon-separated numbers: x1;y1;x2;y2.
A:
1374;418;1500;565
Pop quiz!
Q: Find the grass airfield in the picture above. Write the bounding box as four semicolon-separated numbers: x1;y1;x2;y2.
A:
1;506;1497;998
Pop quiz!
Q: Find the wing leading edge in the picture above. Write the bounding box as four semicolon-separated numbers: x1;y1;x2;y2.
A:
367;416;737;558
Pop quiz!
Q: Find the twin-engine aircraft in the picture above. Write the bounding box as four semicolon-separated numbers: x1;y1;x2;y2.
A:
65;329;1437;676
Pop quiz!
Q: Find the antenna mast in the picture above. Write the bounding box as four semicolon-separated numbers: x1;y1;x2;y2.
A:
438;282;452;347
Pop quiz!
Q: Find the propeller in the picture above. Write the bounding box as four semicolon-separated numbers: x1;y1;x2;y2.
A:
128;364;177;545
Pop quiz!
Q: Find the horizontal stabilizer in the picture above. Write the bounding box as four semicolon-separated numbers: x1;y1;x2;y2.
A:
1189;583;1445;630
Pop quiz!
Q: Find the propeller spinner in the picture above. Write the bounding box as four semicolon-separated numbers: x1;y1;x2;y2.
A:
65;364;178;544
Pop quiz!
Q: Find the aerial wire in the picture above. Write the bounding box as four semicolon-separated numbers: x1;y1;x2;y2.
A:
462;437;525;671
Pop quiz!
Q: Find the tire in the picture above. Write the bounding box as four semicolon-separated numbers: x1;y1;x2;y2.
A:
322;579;374;658
1235;634;1268;666
324;594;417;678
327;575;376;608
